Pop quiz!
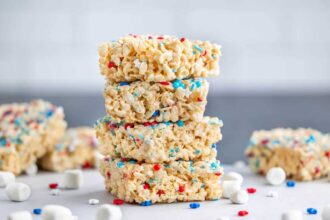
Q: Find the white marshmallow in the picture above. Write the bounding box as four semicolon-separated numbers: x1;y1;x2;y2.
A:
6;211;33;220
89;198;100;205
230;189;249;204
25;164;38;176
41;205;73;220
322;204;330;220
266;167;286;186
0;171;15;187
223;172;243;185
96;204;122;220
221;180;241;199
266;191;278;197
6;183;31;202
281;210;303;220
63;169;83;189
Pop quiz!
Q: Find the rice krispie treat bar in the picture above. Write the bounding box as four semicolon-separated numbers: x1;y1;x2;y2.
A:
99;157;223;204
0;100;66;175
99;35;221;82
104;78;209;123
245;128;330;181
95;116;223;163
38;127;98;172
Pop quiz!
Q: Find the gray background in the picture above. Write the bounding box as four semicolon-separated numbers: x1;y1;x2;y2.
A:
0;0;330;163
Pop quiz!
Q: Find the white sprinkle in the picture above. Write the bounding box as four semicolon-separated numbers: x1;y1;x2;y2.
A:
89;199;100;205
322;204;330;220
6;211;33;220
230;189;249;204
25;164;38;176
266;191;278;197
63;169;83;189
266;167;286;186
5;183;31;202
223;172;243;185
0;171;15;188
221;180;241;199
96;204;122;220
49;189;60;196
281;210;303;220
41;205;73;220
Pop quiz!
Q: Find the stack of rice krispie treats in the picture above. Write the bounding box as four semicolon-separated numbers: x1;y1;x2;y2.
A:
96;35;224;204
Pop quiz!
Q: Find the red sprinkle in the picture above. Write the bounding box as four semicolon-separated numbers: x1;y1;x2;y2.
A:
159;81;170;86
157;36;164;40
260;139;269;145
215;172;222;176
108;61;117;69
157;189;165;196
143;122;152;127
148;36;153;39
124;123;134;130
315;167;320;174
201;50;207;56
143;183;150;189
153;164;161;171
106;171;111;179
247;188;256;194
82;161;92;169
325;151;330;158
49;183;58;189
113;199;124;205
238;210;249;216
178;185;185;193
180;37;185;42
197;97;203;102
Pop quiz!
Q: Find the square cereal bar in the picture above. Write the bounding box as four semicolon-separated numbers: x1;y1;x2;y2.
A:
0;100;66;175
99;35;221;82
38;127;98;172
245;128;330;181
95;117;223;163
104;78;209;123
99;157;223;204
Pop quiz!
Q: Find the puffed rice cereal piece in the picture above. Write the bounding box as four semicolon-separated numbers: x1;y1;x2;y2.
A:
99;157;223;204
99;35;221;82
95;116;222;163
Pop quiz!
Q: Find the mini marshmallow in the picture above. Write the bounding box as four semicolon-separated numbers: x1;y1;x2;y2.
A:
266;167;286;186
281;210;303;220
322;204;330;220
63;169;83;189
0;171;15;187
41;205;73;220
6;183;31;202
89;198;100;205
96;204;122;220
221;180;241;199
230;189;249;204
266;191;278;197
6;211;33;220
223;172;243;185
25;164;38;176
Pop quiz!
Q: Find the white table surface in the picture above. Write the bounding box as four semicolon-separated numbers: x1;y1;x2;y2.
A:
1;165;329;220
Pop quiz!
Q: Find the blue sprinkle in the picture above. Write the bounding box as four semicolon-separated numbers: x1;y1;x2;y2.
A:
189;203;200;209
0;137;6;146
152;110;160;117
210;162;217;170
33;208;42;215
195;149;201;154
212;143;217;149
117;161;125;168
141;200;152;206
129;159;137;164
45;109;53;118
306;135;316;144
14;118;21;126
193;45;203;53
195;81;201;88
286;181;296;187
119;82;129;86
177;120;184;127
164;121;172;126
307;208;317;215
175;147;180;152
172;79;185;89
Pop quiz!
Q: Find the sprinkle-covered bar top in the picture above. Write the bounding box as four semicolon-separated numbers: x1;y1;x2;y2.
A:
104;78;209;123
95;116;222;163
245;128;330;181
99;157;223;204
38;127;99;172
98;35;221;82
0;100;66;175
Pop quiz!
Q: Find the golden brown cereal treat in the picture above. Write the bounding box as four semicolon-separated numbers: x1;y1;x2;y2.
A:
99;157;223;204
95;116;222;163
99;35;221;82
104;78;209;123
0;100;66;175
245;128;330;181
38;127;98;172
